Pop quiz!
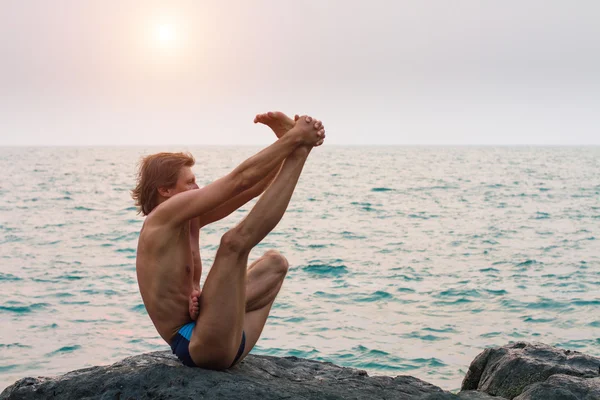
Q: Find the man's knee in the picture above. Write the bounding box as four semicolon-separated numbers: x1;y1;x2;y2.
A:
220;229;249;254
263;250;289;276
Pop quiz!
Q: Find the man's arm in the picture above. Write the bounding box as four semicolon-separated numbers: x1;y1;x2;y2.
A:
197;162;282;227
149;116;322;229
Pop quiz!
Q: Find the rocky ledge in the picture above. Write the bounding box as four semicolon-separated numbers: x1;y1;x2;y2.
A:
1;342;599;400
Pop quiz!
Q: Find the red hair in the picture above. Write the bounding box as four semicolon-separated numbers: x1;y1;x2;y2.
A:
131;152;195;216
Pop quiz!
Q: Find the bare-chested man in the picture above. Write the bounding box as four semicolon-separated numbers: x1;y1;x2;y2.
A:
132;112;325;369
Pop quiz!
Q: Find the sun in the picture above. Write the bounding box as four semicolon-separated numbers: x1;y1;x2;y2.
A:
155;23;177;47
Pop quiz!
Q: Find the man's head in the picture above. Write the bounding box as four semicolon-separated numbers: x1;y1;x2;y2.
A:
132;152;197;216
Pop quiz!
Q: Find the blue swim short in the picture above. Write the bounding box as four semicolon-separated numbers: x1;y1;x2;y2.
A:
170;321;246;368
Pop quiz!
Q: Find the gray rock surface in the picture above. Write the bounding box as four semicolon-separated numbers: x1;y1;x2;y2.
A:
457;391;508;400
420;391;507;400
461;342;600;399
515;374;600;400
0;351;449;400
3;342;598;400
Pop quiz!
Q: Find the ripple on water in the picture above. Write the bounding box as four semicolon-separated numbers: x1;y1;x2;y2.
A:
422;326;458;334
0;343;32;349
28;323;59;330
313;291;343;299
0;365;18;373
402;331;447;342
42;292;74;298
340;231;367;240
485;289;508;296
515;259;540;268
73;206;94;211
572;299;600;306
45;345;81;356
354;291;393;302
284;317;306;323
532;212;551;220
0;303;50;314
304;244;328;250
526;298;571;310
437;289;482;298
302;263;348;277
130;304;147;313
333;345;447;372
479;267;500;273
522;316;556;323
0;273;22;281
56;274;85;281
115;248;136;253
389;274;423;282
433;298;474;306
479;331;502;338
80;288;119;297
111;232;139;241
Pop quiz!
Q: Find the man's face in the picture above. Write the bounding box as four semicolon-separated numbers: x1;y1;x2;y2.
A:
172;166;199;195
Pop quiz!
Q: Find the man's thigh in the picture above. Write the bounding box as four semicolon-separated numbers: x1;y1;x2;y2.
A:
245;250;288;311
238;252;288;362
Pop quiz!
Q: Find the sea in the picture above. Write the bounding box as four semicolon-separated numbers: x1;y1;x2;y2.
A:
0;146;599;393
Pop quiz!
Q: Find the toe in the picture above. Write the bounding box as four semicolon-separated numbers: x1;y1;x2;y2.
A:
314;120;322;129
305;116;312;123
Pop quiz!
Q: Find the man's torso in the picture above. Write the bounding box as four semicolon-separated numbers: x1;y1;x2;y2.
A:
136;217;201;343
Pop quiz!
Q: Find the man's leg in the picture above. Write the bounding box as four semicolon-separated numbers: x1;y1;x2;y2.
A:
189;145;313;369
236;250;289;362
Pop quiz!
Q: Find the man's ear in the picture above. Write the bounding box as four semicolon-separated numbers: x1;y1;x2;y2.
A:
157;186;172;198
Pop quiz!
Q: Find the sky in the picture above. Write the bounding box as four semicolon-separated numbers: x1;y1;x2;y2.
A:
0;0;598;146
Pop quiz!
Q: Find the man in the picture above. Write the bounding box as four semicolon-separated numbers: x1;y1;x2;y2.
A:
132;112;325;369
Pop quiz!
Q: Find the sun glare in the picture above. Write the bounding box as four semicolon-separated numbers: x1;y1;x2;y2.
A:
155;23;177;47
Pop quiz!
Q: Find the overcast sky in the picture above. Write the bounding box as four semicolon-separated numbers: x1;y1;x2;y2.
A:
1;0;598;145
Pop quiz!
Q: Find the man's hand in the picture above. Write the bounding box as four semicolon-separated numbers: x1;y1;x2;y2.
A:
291;115;326;147
255;111;325;147
295;114;325;147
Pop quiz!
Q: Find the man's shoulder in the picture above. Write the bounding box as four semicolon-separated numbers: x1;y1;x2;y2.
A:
141;214;189;243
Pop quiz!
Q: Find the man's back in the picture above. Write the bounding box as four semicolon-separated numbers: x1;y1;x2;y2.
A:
136;216;198;343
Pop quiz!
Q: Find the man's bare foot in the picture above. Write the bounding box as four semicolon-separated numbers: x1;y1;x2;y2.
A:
255;111;325;146
189;289;200;321
254;111;295;138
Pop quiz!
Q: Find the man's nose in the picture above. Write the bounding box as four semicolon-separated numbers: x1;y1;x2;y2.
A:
192;183;199;190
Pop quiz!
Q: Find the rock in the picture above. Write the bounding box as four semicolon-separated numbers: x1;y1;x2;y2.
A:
515;374;600;400
0;351;449;400
457;391;509;400
3;342;598;400
461;342;600;399
420;391;508;400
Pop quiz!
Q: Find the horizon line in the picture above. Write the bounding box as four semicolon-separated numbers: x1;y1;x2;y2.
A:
1;144;599;148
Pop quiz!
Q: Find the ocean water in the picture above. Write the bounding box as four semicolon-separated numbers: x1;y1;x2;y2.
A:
0;146;599;392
